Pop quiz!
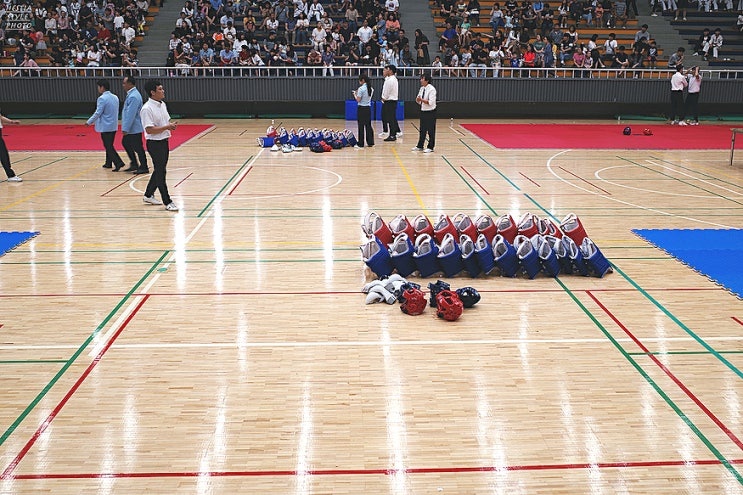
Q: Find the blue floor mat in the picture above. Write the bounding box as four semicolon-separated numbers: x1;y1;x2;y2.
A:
0;231;39;257
633;229;743;299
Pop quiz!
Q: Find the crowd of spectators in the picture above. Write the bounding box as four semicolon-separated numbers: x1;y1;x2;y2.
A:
164;0;438;73
431;0;679;75
1;0;150;72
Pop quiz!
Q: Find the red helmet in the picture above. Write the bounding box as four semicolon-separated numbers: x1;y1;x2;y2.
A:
400;287;427;315
643;128;653;136
435;289;464;321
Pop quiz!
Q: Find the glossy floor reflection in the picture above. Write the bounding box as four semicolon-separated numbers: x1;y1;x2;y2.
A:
0;119;742;494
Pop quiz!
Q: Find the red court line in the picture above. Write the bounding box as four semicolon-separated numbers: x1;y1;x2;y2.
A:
227;165;253;196
9;458;743;480
100;175;136;197
173;172;193;188
519;172;541;187
586;291;743;453
733;317;743;327
460;166;490;195
558;166;612;195
0;295;151;480
0;287;722;298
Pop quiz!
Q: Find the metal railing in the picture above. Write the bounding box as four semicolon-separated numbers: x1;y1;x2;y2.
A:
1;65;742;79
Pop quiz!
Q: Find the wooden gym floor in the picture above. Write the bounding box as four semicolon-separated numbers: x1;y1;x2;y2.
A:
0;118;742;494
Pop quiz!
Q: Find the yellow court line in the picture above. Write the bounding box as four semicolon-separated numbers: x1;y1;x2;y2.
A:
391;148;429;216
0;164;100;212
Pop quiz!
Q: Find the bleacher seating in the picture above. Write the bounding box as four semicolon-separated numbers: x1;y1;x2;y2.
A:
666;11;743;66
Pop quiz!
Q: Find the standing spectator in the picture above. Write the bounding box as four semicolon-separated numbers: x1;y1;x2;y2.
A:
412;73;437;153
633;24;650;52
414;29;430;66
121;75;149;174
0;112;23;182
669;64;687;125
603;32;617;63
684;66;701;125
322;44;336;76
352;73;374;148
86;79;126;171
140;80;179;211
381;64;400;141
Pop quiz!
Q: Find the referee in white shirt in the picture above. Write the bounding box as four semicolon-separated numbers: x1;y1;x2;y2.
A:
140;80;179;211
412;73;437;153
381;64;400;141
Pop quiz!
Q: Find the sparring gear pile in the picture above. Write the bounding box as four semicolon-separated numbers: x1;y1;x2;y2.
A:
362;275;478;322
360;212;612;279
257;126;357;153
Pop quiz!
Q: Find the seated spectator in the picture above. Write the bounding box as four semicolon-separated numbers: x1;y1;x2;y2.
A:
693;28;710;56
704;27;723;60
612;44;629;76
87;43;102;66
633;23;650;51
311;23;326;50
667;46;684;67
13;52;41;76
439;21;457;51
629;45;644;70
219;40;237;65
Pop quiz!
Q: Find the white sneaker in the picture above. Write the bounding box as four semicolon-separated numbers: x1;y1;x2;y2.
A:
397;131;403;137
143;195;162;205
165;202;179;211
651;12;658;15
424;148;434;153
270;144;279;151
690;121;699;126
378;132;388;138
7;176;22;182
678;121;688;126
411;147;423;151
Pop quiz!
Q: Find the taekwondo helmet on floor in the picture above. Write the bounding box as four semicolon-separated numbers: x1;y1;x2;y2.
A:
435;289;464;321
623;126;632;135
399;286;427;315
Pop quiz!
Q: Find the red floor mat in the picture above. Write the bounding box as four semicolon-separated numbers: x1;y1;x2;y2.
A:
3;124;213;152
461;123;736;150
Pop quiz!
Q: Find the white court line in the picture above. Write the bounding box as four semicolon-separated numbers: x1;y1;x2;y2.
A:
5;336;743;352
595;165;716;198
89;150;264;357
129;166;194;195
546;150;735;229
645;159;743;198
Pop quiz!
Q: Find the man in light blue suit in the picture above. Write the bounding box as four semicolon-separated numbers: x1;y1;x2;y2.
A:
86;79;125;171
121;75;149;174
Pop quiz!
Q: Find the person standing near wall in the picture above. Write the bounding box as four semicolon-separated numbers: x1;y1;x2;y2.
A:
0;112;22;182
684;66;701;125
669;64;688;125
353;73;374;148
121;75;150;174
412;73;437;153
380;64;401;142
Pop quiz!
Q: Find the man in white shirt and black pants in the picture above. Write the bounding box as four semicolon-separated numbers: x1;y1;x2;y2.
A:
412;73;437;153
381;64;401;141
140;80;179;211
669;64;688;125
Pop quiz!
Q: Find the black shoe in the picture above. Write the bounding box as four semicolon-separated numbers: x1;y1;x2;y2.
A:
113;164;124;172
384;136;397;142
123;165;138;172
133;168;150;174
102;164;113;169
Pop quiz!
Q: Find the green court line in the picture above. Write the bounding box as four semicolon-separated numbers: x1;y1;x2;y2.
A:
649;156;743;191
0;250;169;448
523;193;559;221
449;140;743;482
555;278;743;485
458;139;522;191
629;351;743;356
197;156;252;218
441;156;498;216
612;264;743;380
619;156;743;207
0;360;69;364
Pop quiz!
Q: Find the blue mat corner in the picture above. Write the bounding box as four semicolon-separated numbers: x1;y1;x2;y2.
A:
632;229;743;299
0;231;39;257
